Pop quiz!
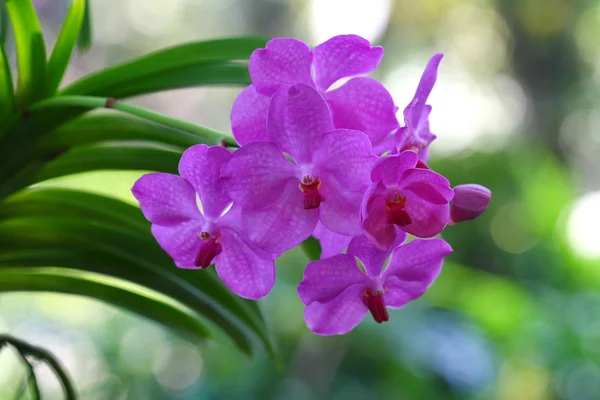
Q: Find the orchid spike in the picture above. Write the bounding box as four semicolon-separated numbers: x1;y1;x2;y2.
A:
231;35;399;146
394;53;443;161
362;150;454;250
449;184;491;224
132;144;275;300
222;84;378;255
298;235;452;335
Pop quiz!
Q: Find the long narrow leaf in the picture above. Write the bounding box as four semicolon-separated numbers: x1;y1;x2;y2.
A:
77;0;91;52
0;2;8;46
0;40;14;122
34;144;181;183
38;112;213;152
78;61;251;99
45;0;86;96
0;214;278;357
0;189;270;342
60;37;267;96
0;265;213;342
5;0;46;106
28;95;235;145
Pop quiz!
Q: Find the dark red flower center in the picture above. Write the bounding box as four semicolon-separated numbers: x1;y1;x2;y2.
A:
385;193;412;227
364;288;389;323
194;233;222;268
299;176;324;210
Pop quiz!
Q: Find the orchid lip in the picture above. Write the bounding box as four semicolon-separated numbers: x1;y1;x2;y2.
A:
194;233;222;268
299;178;324;210
385;193;412;227
364;287;389;323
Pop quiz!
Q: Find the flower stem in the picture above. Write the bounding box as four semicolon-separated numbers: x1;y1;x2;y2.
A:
0;334;76;400
28;95;238;147
300;236;321;261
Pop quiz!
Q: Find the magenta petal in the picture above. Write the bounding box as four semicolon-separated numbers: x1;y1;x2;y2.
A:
221;141;297;210
450;184;491;223
151;220;204;269
382;238;452;307
179;145;231;218
409;53;443;122
312;35;383;91
324;77;399;145
319;173;363;236
347;233;406;277
303;285;368;336
249;38;314;96
231;85;270;145
313;221;353;259
399;169;454;203
267;84;333;164
214;228;275;299
402;191;449;238
242;180;319;256
371;151;419;186
298;254;366;304
132;173;202;226
362;195;399;250
313;129;377;191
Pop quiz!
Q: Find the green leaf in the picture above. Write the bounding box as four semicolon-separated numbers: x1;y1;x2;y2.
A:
300;237;322;261
0;192;277;357
34;144;181;183
0;40;14;122
81;61;251;99
45;0;86;96
5;0;46;106
77;0;91;52
0;2;8;47
39;112;219;152
0;266;213;342
60;36;267;97
28;95;236;145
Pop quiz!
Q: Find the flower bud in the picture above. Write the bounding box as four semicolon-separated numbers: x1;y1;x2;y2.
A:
450;184;491;224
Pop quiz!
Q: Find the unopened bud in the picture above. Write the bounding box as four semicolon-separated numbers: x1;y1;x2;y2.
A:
450;184;491;224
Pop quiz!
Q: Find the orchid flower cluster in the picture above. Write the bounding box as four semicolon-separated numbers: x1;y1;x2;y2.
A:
132;35;491;336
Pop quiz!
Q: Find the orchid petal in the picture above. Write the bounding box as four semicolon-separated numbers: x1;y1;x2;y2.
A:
319;173;363;236
303;285;368;336
313;129;377;191
151;220;204;269
324;77;399;144
242;180;319;256
214;229;275;299
382;238;451;307
249;38;314;96
347;233;406;277
450;184;491;223
362;195;401;250
298;254;366;305
230;85;270;145
371;151;419;186
402;191;450;238
221;141;297;210
399;169;454;203
132;173;202;226
179;145;232;218
313;222;353;258
312;35;383;91
267;83;333;164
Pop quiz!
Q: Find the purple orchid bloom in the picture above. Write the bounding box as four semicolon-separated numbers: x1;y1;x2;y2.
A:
298;235;452;335
361;150;454;250
222;83;378;255
449;184;491;224
131;144;275;300
392;53;443;163
231;35;399;147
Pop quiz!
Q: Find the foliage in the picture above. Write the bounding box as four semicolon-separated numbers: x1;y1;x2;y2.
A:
0;0;277;396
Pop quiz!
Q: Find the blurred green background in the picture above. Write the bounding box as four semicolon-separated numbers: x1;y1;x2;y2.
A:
2;0;600;398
